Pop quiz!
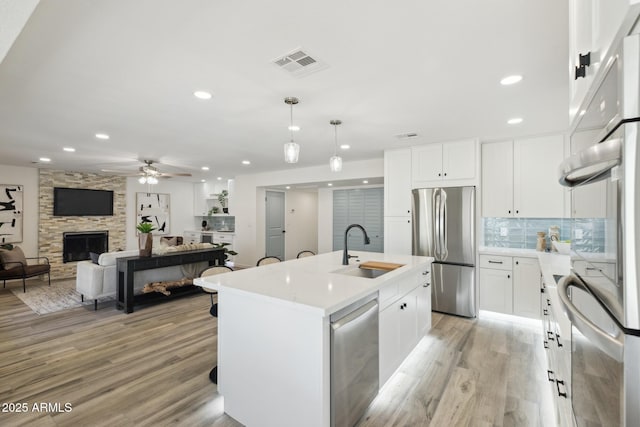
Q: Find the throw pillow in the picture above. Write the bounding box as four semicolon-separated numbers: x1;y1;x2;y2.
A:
0;246;27;270
89;252;100;264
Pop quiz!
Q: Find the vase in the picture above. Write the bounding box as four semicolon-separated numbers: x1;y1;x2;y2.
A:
223;208;229;214
139;232;153;257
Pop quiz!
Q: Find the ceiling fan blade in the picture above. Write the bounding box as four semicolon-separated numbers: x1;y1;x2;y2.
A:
160;172;192;177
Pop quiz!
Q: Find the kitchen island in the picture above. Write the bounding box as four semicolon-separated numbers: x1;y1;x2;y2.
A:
194;250;432;427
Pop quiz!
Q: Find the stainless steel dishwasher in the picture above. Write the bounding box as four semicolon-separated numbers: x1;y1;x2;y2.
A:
330;294;379;427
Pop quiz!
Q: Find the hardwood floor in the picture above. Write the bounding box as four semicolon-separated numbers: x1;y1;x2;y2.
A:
0;282;554;426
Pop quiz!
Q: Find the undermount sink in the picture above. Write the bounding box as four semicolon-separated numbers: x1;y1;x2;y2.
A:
331;265;391;279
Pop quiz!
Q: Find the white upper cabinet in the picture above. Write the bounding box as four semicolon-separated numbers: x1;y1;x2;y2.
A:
384;149;412;217
481;141;514;217
411;139;477;188
569;0;638;122
513;135;566;218
482;135;566;218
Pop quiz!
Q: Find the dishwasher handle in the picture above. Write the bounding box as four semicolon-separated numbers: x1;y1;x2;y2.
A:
331;300;378;330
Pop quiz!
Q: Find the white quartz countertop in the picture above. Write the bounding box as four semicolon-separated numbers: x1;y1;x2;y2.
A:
479;246;540;258
194;251;433;316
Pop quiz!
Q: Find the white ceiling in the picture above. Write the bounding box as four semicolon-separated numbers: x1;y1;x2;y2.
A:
0;0;569;183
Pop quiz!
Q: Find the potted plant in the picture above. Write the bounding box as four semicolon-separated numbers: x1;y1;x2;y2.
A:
212;242;237;267
218;190;229;214
136;221;156;257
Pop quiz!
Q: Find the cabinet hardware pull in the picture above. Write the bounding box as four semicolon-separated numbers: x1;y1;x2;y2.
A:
575;65;587;79
488;260;503;264
515;261;519;265
556;333;563;348
543;309;548;315
585;267;599;271
444;173;447;176
547;299;551;306
579;51;591;67
547;331;555;340
422;271;429;275
507;274;510;279
515;210;519;214
438;173;441;177
508;210;511;214
543;340;549;349
547;370;555;382
556;379;568;398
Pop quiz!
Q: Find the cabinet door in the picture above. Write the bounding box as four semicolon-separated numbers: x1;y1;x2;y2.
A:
479;268;513;314
513;135;565;218
411;144;443;183
384;216;411;255
481;141;514;217
398;293;418;360
442;140;476;181
415;283;432;334
513;257;541;319
193;183;208;216
379;305;400;385
384;149;412;216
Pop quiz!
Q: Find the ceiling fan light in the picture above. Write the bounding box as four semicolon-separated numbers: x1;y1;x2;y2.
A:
147;176;159;185
138;176;147;184
284;142;300;163
329;155;342;172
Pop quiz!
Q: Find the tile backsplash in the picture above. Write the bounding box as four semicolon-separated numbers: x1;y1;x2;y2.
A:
482;217;605;253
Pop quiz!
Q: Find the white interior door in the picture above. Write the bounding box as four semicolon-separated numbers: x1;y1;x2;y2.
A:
266;191;285;260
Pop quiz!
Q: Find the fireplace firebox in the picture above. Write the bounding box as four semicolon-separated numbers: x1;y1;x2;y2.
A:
63;231;109;263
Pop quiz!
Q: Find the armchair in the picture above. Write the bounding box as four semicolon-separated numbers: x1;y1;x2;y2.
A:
0;246;50;293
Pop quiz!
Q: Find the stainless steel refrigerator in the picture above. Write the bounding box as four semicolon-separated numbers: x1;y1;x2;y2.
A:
412;187;476;318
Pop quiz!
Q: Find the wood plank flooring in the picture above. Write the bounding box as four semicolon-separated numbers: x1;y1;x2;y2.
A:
0;281;554;426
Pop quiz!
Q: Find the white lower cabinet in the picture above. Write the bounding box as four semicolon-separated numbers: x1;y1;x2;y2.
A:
383;216;412;255
513;257;542;319
479;254;541;319
479;267;513;314
379;266;431;386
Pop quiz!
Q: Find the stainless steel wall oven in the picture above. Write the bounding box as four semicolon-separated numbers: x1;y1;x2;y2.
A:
558;34;640;427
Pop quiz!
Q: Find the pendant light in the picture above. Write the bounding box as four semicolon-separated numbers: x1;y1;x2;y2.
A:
284;97;300;163
329;119;343;172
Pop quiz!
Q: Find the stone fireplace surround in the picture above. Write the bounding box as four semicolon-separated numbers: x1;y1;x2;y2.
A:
39;170;126;279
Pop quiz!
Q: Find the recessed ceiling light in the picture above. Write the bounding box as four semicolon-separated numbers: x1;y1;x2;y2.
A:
285;186;291;189
340;144;350;150
327;183;333;187
500;75;523;85
39;157;51;162
201;166;209;171
194;91;212;100
217;177;222;181
507;117;523;125
242;160;251;165
201;179;206;183
63;147;75;152
288;125;300;132
95;133;110;140
363;180;369;184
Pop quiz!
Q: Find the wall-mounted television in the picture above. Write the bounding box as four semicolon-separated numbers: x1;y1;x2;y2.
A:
53;187;114;216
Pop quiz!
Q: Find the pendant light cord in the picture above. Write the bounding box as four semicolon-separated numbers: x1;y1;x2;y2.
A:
290;103;294;143
333;123;338;156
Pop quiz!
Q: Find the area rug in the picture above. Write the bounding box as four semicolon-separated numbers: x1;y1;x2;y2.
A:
10;279;114;315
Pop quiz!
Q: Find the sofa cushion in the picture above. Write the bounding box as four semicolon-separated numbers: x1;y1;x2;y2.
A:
0;246;27;270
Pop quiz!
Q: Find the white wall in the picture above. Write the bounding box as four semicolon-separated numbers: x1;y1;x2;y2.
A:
233;158;383;267
317;188;333;254
284;190;318;260
0;164;39;257
126;178;195;250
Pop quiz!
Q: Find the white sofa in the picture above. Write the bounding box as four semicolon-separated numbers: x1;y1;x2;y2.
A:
76;249;203;310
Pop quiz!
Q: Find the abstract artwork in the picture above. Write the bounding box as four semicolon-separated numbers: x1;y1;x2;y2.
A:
0;184;23;244
136;192;170;236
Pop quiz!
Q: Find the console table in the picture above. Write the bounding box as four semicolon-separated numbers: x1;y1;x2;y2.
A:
116;248;225;313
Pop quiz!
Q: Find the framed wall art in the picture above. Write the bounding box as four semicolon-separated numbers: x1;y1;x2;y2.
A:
0;184;23;244
136;192;170;236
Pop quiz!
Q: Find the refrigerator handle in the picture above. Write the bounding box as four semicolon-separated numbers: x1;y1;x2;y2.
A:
440;189;448;261
434;190;441;259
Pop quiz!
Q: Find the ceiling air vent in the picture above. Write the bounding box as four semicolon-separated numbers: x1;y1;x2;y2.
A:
395;132;419;140
272;47;327;77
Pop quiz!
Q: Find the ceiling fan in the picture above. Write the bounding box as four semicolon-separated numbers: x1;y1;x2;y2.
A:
136;160;191;184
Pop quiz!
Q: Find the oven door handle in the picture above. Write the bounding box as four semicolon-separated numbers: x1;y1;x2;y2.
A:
557;274;623;362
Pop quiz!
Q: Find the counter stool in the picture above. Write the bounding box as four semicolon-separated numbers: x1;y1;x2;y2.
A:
200;265;233;383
